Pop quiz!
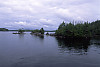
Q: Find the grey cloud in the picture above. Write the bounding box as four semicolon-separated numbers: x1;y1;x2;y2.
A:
0;0;99;30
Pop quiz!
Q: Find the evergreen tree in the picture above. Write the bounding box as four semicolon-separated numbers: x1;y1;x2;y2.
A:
18;28;25;33
55;20;100;37
40;28;44;34
58;21;65;29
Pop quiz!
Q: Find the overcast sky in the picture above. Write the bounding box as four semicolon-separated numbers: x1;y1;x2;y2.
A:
0;0;100;30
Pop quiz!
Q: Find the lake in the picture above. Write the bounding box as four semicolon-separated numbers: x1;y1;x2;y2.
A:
0;31;100;67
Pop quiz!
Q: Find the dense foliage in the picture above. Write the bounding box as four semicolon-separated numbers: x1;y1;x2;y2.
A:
40;28;44;34
18;29;25;33
31;28;44;34
0;28;8;31
55;20;100;37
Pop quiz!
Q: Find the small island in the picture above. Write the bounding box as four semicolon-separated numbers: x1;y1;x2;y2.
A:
30;28;44;36
13;29;25;34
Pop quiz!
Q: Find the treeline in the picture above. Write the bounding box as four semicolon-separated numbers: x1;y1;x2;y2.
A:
55;20;100;37
13;28;44;34
0;28;8;31
31;28;44;34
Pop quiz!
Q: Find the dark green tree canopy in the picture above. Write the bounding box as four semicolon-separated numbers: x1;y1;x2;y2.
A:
55;20;100;37
40;28;44;34
58;21;65;29
31;28;44;34
31;29;40;33
18;29;25;33
0;28;8;31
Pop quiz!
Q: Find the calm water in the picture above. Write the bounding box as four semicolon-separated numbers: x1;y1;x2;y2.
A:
0;32;100;67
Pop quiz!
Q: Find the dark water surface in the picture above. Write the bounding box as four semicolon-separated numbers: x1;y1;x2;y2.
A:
0;32;100;67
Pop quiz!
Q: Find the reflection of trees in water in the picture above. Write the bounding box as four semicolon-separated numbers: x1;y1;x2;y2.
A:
18;34;25;39
90;37;100;48
91;37;100;44
38;35;44;39
56;37;90;55
31;34;44;40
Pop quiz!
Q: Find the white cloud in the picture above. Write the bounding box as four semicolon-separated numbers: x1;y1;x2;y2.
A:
0;0;100;30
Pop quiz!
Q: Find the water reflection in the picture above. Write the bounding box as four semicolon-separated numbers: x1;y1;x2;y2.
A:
37;35;44;39
56;38;90;55
90;37;100;45
18;34;25;39
90;37;100;48
30;34;44;43
31;34;44;39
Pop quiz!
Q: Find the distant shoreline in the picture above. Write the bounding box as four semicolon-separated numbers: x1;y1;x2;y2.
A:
0;30;56;32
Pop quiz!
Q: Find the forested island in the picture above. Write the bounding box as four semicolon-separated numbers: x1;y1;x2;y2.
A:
55;20;100;38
